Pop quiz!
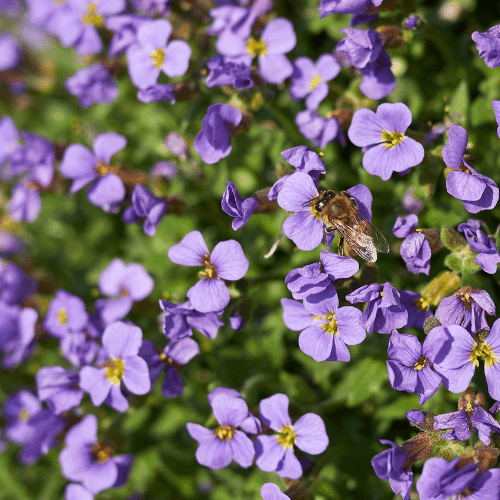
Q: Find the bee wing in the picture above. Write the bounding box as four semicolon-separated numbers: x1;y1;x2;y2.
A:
329;211;389;262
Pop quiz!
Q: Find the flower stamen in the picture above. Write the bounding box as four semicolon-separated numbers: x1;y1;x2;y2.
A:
276;425;296;449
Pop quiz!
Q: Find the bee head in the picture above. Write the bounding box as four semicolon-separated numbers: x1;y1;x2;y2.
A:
316;190;335;212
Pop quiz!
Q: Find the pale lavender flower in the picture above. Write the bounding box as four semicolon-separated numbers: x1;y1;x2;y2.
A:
43;289;89;339
296;111;346;150
0;33;22;71
261;483;290;500
7;182;41;222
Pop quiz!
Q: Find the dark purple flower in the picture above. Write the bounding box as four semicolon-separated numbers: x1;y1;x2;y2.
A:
59;414;133;494
472;25;500;68
261;483;289;500
435;288;495;333
393;215;431;275
290;55;340;110
186;392;255;469
229;311;245;330
335;28;382;69
443;125;499;213
65;64;119;109
346;282;408;334
105;14;148;56
126;19;191;89
255;393;328;479
168;231;249;313
122;184;168;236
371;439;413;500
136;84;176;104
399;290;432;329
358;50;396;100
43;289;88;339
0;261;36;305
458;222;500;274
0;231;24;257
0;33;22;71
416;457;500;500
296;110;346;150
79;321;151;412
7;182;41;222
348;103;425;181
405;16;420;29
36;366;84;414
206;55;254;90
59;133;126;212
194;104;242;164
221;180;258;230
386;331;443;404
318;0;372;17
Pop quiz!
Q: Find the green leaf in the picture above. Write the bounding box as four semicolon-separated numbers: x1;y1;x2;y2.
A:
449;80;469;125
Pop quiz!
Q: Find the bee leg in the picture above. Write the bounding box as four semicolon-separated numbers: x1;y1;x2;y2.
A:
337;235;345;256
324;226;336;233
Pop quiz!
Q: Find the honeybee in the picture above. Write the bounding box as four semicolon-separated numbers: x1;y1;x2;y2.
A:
314;189;389;262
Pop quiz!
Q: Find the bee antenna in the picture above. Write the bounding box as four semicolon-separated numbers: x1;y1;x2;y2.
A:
301;198;313;207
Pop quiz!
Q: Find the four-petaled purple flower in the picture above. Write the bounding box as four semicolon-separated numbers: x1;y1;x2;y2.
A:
348;103;425;181
43;289;89;339
168;230;249;313
296;110;346;150
458;221;500;274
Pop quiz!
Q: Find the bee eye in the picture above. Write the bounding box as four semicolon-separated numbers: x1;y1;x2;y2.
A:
317;201;325;210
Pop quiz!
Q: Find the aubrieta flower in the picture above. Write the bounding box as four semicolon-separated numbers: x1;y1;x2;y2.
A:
221;180;258;230
194;104;242;164
205;55;254;90
79;321;151;412
0;260;36;305
295;110;346;150
105;14;148;56
122;184;168;236
139;338;199;398
168;230;249;313
442;125;499;213
493;100;500;139
358;51;396;99
136;83;176;104
164;132;187;158
261;483;289;500
97;258;154;324
255;393;328;479
405;16;420;29
0;231;24;257
59;414;133;494
0;115;21;165
432;321;500;400
160;299;224;340
290;55;340;110
371;440;413;500
59;133;127;212
0;33;22;71
458;221;500;274
399;290;432;329
207;4;248;36
282;284;366;362
435;287;495;333
65;64;119;109
216;18;296;84
318;0;381;17
7;182;41;223
186;392;255;470
416;457;500;500
65;484;93;500
335;28;383;69
386;331;443;405
130;0;170;15
472;24;500;68
126;19;191;89
43;289;88;339
346;282;408;334
347;102;425;181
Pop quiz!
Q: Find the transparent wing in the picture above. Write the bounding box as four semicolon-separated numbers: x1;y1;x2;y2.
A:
328;210;389;262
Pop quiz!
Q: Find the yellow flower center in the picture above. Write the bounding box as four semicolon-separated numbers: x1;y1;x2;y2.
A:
246;37;267;57
198;253;218;280
105;358;125;385
57;308;68;324
151;48;165;69
309;74;322;91
381;130;405;148
309;201;322;221
469;341;498;368
413;356;429;371
276;425;296;449
91;444;112;463
214;424;235;441
82;3;104;27
414;297;429;312
19;409;30;421
316;311;338;335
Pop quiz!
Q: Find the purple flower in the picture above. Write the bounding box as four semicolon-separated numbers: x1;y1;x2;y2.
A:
0;231;24;257
435;288;495;333
136;84;176;104
399;290;432;329
168;230;249;313
59;414;133;494
216;18;296;84
122;184;168;236
59;133;126;212
348;103;425;181
472;25;500;68
36;366;84;414
65;64;119;109
386;331;443;404
206;55;254;90
318;0;372;17
493;100;500;139
229;311;245;330
221;180;258;230
255;393;328;479
282;285;366;362
296;110;346;150
43;289;88;339
207;5;248;36
139;338;199;398
0;33;22;71
164;133;187;158
65;484;94;500
186;392;255;469
346;282;408;334
126;19;191;89
151;160;178;180
0;261;36;305
79;321;151;412
443;125;499;213
402;187;423;214
458;222;500;274
97;258;154;324
359;51;396;99
405;16;420;29
0;115;20;165
194;104;242;164
130;0;170;15
393;215;431;275
416;457;500;500
290;55;340;110
7;182;41;222
60;331;99;367
335;28;382;69
105;14;148;56
371;440;413;500
261;483;289;500
160;299;224;340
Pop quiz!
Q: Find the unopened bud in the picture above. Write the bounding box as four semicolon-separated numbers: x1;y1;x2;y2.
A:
422;270;461;307
423;317;441;334
440;227;466;251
